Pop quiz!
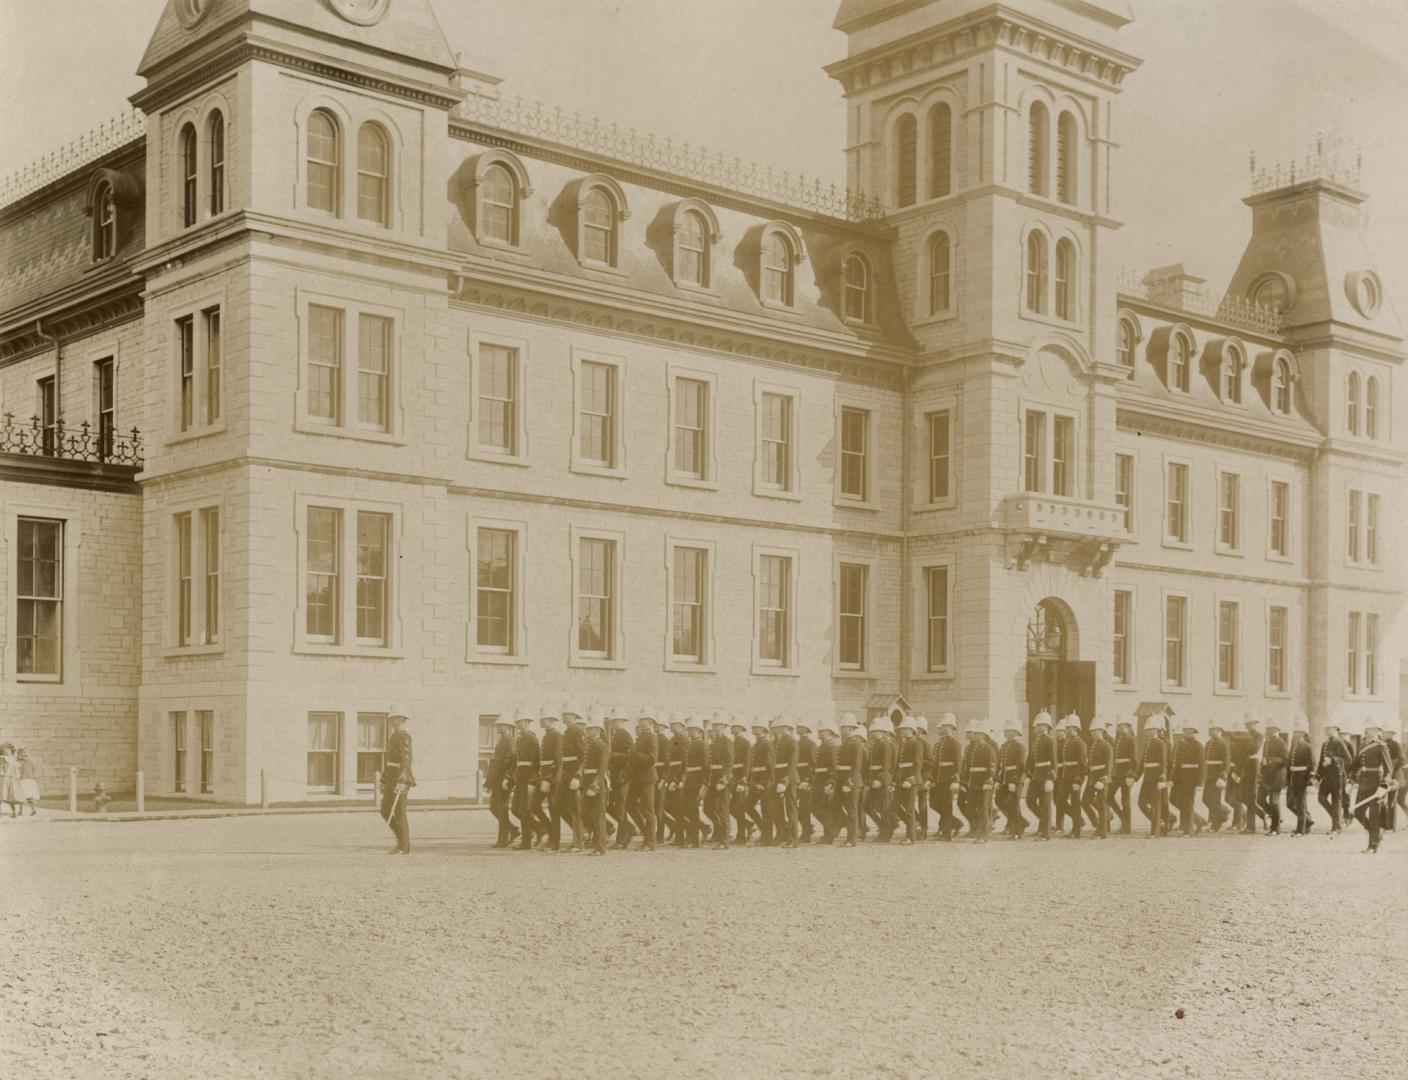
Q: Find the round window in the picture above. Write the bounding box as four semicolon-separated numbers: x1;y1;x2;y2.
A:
325;0;392;26
175;0;212;28
1345;271;1383;318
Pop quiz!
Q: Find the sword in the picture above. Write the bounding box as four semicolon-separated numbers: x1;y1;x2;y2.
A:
386;784;404;821
1350;782;1398;814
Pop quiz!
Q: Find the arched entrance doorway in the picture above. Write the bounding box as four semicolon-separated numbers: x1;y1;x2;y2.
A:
1025;598;1095;734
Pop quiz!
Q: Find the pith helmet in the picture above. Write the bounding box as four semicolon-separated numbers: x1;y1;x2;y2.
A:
1181;719;1201;737
964;718;985;736
854;724;869;740
563;701;585;721
513;704;535;724
871;716;895;736
669;712;687;729
751;715;771;731
896;713;918;732
772;714;795;731
494;714;515;729
637;705;657;722
1207;719;1225;733
1033;711;1053;729
1363;718;1383;734
1004;719;1025;736
685;714;705;732
796;716;814;733
586;704;607;728
1292;715;1310;736
817;717;841;737
939;712;958;729
1243;713;1260;728
711;710;730;729
839;712;861;730
1059;715;1081;733
730;715;748;732
607;704;629;722
914;715;931;734
540;704;562;723
387;703;409;721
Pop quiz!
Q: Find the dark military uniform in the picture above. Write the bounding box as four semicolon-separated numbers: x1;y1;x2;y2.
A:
1286;734;1314;834
666;727;689;847
1353;737;1394;852
912;728;932;838
488;727;516;848
770;729;800;847
682;731;707;846
747;732;775;845
1172;733;1205;836
556;722;586;850
1025;728;1056;839
1203;730;1231;831
997;735;1028;837
1058;730;1088;837
1137;731;1169;838
963;735;997;840
1238;728;1264;833
895;729;923;842
1314;730;1351;833
512;726;541;850
866;733;897;842
1258;731;1289;834
1384;733;1405;829
1111;727;1138;834
796;731;817;842
654;729;671;844
836;731;866;845
813;735;837;843
730;732;751;843
579;730;610;855
1082;733;1113;838
533;724;559;846
606;723;634;844
622;724;657;849
705;729;734;848
380;724;415;853
932;729;962;840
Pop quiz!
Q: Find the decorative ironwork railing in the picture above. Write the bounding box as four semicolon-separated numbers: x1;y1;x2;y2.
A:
1249;135;1362;196
454;93;885;223
0;109;146;209
1116;268;1282;336
0;413;144;469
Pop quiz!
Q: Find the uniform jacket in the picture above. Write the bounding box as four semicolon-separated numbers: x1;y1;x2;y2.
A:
1261;733;1289;791
797;735;817;788
915;732;933;783
708;733;734;786
1243;730;1265;774
837;735;865;791
487;731;514;790
628;728;658;786
514;730;541;787
1173;736;1205;789
897;733;923;786
666;730;689;786
748;735;774;790
1386;736;1405;774
608;728;633;784
1287;738;1313;787
932;734;962;783
1059;733;1088;785
1140;735;1169;781
731;734;751;786
1112;731;1139;784
999;738;1026;786
1353;740;1393;789
1086;737;1113;785
772;732;800;788
559;725;587;783
1315;735;1351;783
867;735;897;787
654;730;670;786
1026;732;1056;782
385;728;415;788
538;727;561;786
814;739;837;789
684;734;707;788
1204;735;1230;782
964;738;997;788
581;735;609;795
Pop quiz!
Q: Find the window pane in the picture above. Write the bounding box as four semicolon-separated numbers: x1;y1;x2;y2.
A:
839;563;865;669
578;538;614;656
929;104;951;199
178;318;195;433
1270;481;1288;556
478;345;517;453
764;235;791;304
307;112;338;213
356;512;389;644
205;309;222;424
672;546;705;661
357;314;391;430
1023;411;1044;493
307;713;340;791
579;362;615;466
306;508;339;639
476;528;515;650
177;513;193;646
927;566;948;671
482;165;516;243
308;306;342;423
929;232;951;315
761;393;791;488
582;189;613;264
673;378;706;477
357;713;387;786
1164;597;1186;686
895;114;917;208
758;555;789;665
843;256;869;321
929;411;950;502
16;518;62;677
1268;606;1286;692
356;125;388;225
840;406;868;499
1217;601;1237;689
1052;416;1073;496
1113;591;1131;683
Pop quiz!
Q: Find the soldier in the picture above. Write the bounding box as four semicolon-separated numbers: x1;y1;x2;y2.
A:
1138;719;1170;839
681;715;708;848
512;706;541;851
1314;719;1351;835
866;715;898;843
1286;716;1314;835
606;708;634;846
705;712;734;850
1203;720;1231;832
894;714;923;844
796;718;818;843
836;713;866;847
1057;715;1087;838
1238;715;1264;834
997;720;1028;838
1051;720;1072;835
488;714;517;848
730;718;752;845
379;705;415;855
619;709;658;851
1352;720;1394;853
1172;720;1205;837
1111;718;1138;835
813;717;840;843
654;710;673;845
665;713;689;847
931;714;963;841
1082;719;1113;839
1259;720;1289;835
558;703;588;852
747;718;774;845
1383;724;1404;830
534;707;561;849
770;715;801;848
579;708;610;856
960;720;996;842
912;715;933;839
1025;712;1056;840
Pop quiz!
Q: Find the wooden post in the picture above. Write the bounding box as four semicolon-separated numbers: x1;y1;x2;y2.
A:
260;768;269;809
68;766;78;813
135;771;145;815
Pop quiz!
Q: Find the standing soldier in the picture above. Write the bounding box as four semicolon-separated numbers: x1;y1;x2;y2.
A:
606;708;634;846
1025;712;1056;841
1138;718;1170;839
1287;716;1314;835
931;714;963;841
1259;720;1289;835
1352;720;1393;853
1111;718;1139;835
770;715;800;848
730;718;752;845
960;720;995;842
579;708;610;856
534;707;561;849
1082;719;1113;839
558;703;588;852
681;715;708;847
512;706;541;851
866;716;898;843
706;713;734;849
1314;719;1351;835
894;715;923;844
380;705;415;855
1172;720;1205;836
747;718;775;845
1239;715;1264;834
488;714;517;849
836;714;865;847
997;720;1028;838
1057;715;1087;838
1203;720;1231;832
619;709;658;851
795;718;818;843
813;717;840;843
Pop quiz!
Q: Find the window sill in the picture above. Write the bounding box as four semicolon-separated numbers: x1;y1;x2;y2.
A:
1020;309;1083;332
474;238;531;259
1265;689;1291;699
166;422;228;447
1213;687;1244;698
1161;538;1193;551
750;663;801;678
761;299;804;318
665;659;718;675
294;644;406;660
832;668;875;681
1214;546;1244;558
833;497;880;513
466;653;530;667
1266;552;1293;564
570;462;629;481
909;672;954;684
569;657;627;671
14;675;63;686
915;498;958;514
467;448;531;468
161;644;225;659
1112;683;1138;693
1160;685;1193;696
674;279;715;296
911;310;959;330
753;486;803;503
842;315;878;331
666;475;720;492
578;260;629;280
294;420;407;447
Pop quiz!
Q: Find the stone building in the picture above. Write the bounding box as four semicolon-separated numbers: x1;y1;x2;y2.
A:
0;0;1401;803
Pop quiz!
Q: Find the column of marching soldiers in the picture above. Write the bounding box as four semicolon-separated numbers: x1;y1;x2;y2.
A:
485;704;1406;856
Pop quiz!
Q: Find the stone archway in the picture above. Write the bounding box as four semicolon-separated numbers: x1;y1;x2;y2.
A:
1025;597;1094;733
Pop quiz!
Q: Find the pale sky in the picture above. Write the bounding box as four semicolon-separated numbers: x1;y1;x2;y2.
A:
3;0;1406;303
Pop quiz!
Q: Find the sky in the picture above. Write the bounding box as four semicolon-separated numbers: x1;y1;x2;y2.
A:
2;0;1406;302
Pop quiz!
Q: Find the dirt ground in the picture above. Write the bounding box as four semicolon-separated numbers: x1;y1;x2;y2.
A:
1;808;1404;1080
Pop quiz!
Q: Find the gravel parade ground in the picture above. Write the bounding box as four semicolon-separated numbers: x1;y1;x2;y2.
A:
2;810;1405;1080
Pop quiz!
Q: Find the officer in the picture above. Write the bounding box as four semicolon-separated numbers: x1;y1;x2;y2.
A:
1025;712;1056;840
930;714;963;841
558;702;587;852
534;706;561;849
1057;715;1087;838
795;717;818;843
813;717;840;843
729;717;752;845
606;708;635;846
747;718;775;845
1314;719;1351;835
1285;715;1314;835
1352;720;1394;854
680;715;708;848
1138;718;1170;839
997;719;1028;838
619;709;658;851
836;713;865;847
705;712;734;849
1203;720;1231;832
894;714;923;844
1172;719;1205;837
1259;720;1289;835
488;714;517;848
1082;718;1113;839
380;705;415;855
1239;715;1264;834
770;714;800;848
512;705;541;851
1111;718;1139;835
866;715;897;842
579;707;610;856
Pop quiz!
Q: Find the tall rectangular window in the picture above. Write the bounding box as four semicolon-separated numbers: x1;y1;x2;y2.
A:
1218;473;1240;549
579;361;615;467
355;512;389;646
1023;411;1045;493
1365;494;1379;565
1268;605;1287;693
478;345;517;454
758;554;790;666
173;712;187;794
177;317;195;432
578;537;615;658
1166;463;1189;542
16;518;63;678
476;527;515;651
926;565;949;672
839;406;868;500
201;507;220;645
204;308;222;424
928;411;951;502
95;358;116;459
306;507;340;642
1113;590;1132;684
1114;454;1134;532
1269;481;1289;556
307;712;341;793
357;314;391;431
672;546;706;662
308;306;343;423
1216;600;1238;690
674;377;707;478
761;393;792;490
198;711;214;794
357;712;387;788
176;512;193;646
1347;490;1361;562
1365;613;1379;695
838;562;867;670
1164;595;1187;687
1347;612;1361;694
1052;416;1074;496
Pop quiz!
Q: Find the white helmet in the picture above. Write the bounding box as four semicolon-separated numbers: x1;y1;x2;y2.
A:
1033;711;1054;729
839;712;860;730
870;716;895;737
938;712;959;730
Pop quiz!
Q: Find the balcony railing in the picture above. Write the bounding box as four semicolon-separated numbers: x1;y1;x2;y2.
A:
1003;493;1128;576
1;413;144;469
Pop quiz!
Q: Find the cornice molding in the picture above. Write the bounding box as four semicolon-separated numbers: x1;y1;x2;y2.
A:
1116;406;1319;461
0;283;144;368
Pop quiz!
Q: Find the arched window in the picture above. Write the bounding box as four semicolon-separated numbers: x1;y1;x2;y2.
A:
1025;231;1047;314
1169;334;1192;392
1056;112;1077;205
306;109;340;214
480;163;517;244
208;112;225;216
581;187;616;265
763;231;795;306
1272;358;1292;415
1223;355;1241;403
180;123;198;228
356;123;390;226
1028;102;1049;197
1366;376;1379;439
928;103;952;199
1117;318;1136;368
843;254;870;322
895;113;917;209
677;210;708;287
94;182;117;261
928;232;951;316
1054;239;1075;320
1347;372;1361;434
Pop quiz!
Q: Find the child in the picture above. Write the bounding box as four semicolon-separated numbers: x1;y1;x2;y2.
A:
0;744;18;818
16;749;40;816
92;781;112;813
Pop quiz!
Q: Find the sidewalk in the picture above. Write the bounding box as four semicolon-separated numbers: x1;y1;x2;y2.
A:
10;802;490;824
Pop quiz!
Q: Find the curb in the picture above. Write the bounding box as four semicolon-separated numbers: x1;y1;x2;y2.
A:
26;804;492;824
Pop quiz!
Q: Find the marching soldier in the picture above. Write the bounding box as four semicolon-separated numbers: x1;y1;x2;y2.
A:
1025;712;1056;840
959;720;996;842
747;718;775;845
706;713;734;849
606;709;634;846
913;716;933;839
579;707;610;856
682;715;708;848
1172;720;1205;837
1384;725;1404;830
1052;720;1072;834
379;705;415;855
997;720;1028;838
1111;718;1138;835
512;706;541;851
665;713;689;847
1238;715;1264;834
770;715;801;848
488;714;517;849
836;714;865;847
534;707;561;849
1057;715;1087;838
1203;720;1231;832
1259;720;1289;835
618;709;658;851
654;711;673;845
1082;719;1113;839
796;718;818;843
1138;719;1170;839
730;718;752;845
895;714;923;844
1352;719;1394;853
1286;716;1314;835
931;714;963;841
1315;719;1351;835
558;703;587;852
813;717;840;843
866;715;898;843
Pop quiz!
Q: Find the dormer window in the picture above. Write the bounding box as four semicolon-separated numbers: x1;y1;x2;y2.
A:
95;183;117;261
1116;317;1137;369
1222;355;1242;403
677;211;708;287
1169;332;1192;392
86;168;138;264
480;165;517;243
306;109;340;214
180;123;198;228
1272;356;1292;415
571;177;628;268
843;253;871;323
759;225;804;308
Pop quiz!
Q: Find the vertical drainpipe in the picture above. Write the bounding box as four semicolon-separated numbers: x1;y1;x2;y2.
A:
898;362;912;703
36;318;61;428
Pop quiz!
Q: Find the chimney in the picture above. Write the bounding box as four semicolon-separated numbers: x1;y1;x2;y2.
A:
1142;264;1206;311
